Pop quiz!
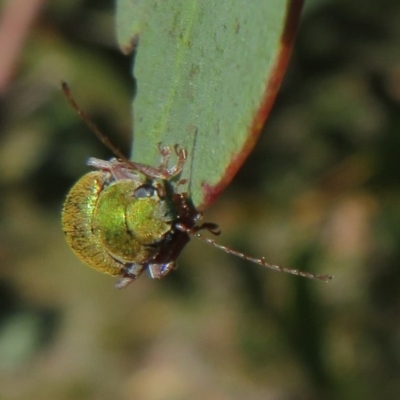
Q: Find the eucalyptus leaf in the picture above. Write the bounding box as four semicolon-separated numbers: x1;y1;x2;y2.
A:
116;0;303;208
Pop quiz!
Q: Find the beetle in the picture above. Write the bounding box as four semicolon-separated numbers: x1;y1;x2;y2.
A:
62;142;219;288
61;82;333;288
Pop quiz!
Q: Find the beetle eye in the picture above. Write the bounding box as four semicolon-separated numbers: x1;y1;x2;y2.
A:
134;184;156;198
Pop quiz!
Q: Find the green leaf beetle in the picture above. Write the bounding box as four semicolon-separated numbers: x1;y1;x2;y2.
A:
61;83;333;288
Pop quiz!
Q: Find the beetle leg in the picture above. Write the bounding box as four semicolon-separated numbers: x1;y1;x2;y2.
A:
157;143;172;169
87;157;143;183
164;145;187;178
152;143;187;179
88;144;187;182
87;157;113;170
115;263;145;288
95;144;188;181
148;262;176;279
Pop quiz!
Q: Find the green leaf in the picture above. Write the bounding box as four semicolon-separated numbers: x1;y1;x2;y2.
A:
116;0;303;209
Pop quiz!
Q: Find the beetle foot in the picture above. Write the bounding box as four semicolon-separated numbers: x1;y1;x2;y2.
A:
155;143;187;179
115;263;144;288
148;262;176;279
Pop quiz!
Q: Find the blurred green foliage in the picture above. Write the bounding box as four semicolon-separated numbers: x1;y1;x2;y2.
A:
0;0;399;399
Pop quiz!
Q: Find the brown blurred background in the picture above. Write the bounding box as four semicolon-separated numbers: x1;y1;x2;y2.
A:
0;0;399;399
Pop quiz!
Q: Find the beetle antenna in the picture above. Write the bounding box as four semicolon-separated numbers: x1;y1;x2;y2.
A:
176;224;333;282
187;128;198;197
61;81;129;161
195;233;332;281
